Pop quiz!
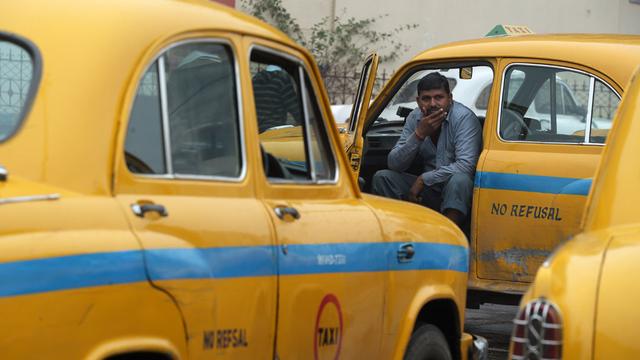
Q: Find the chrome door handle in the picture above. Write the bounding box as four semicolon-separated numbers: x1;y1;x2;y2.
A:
0;165;7;181
397;243;415;263
131;203;168;218
274;206;300;220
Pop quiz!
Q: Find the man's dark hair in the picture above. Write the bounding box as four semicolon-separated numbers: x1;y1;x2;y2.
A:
417;72;450;94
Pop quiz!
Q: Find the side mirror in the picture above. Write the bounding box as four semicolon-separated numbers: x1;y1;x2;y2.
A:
460;67;473;80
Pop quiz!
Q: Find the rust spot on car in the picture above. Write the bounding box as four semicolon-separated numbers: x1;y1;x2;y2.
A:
479;248;551;275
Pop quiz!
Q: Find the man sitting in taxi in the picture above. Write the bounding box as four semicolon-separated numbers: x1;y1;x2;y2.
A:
372;73;482;228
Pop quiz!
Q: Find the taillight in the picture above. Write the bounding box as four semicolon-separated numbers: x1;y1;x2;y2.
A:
510;298;562;360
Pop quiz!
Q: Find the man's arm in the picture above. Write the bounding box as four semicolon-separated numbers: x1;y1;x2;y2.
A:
421;112;482;186
387;109;424;172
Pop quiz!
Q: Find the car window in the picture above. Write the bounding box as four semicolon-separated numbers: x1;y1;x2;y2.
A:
125;63;166;174
376;65;492;124
532;72;587;117
500;65;599;144
560;83;580;115
590;80;620;144
125;41;242;178
475;83;491;110
392;78;457;106
304;73;336;181
0;38;39;142
251;49;336;182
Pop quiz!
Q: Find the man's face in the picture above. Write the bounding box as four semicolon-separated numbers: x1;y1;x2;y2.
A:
416;88;452;116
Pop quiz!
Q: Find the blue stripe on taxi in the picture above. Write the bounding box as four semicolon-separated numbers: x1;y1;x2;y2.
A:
0;242;467;297
474;171;592;195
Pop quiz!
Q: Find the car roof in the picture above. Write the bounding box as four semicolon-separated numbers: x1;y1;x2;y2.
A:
410;34;640;90
3;0;296;49
0;0;303;195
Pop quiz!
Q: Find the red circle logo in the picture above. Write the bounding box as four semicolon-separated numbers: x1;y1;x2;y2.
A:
313;294;343;360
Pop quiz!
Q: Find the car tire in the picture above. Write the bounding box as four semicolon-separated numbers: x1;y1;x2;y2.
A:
403;324;452;360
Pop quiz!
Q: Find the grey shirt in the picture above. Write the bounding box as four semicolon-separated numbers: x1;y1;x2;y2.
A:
387;101;482;187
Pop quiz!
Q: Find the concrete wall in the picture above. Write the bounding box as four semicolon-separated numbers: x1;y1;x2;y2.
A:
238;0;640;72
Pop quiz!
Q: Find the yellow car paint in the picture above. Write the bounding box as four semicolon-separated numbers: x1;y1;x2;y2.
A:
356;35;640;296
510;67;640;358
0;0;477;359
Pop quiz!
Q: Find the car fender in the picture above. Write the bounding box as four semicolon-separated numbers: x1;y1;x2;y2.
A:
390;287;460;360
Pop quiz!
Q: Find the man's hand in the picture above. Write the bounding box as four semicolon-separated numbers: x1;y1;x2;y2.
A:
415;107;446;139
408;176;425;203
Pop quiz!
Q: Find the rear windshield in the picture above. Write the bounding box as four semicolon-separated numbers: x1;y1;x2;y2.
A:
0;33;41;142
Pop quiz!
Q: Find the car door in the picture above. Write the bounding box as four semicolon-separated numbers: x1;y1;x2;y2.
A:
474;60;621;283
343;54;378;175
246;40;386;360
114;37;278;359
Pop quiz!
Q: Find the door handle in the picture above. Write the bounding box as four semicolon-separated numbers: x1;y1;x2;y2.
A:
131;203;168;218
274;206;300;221
397;243;415;263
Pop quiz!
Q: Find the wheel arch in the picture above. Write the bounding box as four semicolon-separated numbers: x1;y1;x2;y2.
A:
412;298;461;360
84;337;182;360
391;284;464;360
105;352;173;360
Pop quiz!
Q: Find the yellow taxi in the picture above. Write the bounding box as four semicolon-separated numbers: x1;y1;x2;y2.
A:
343;34;640;302
508;66;640;359
0;0;484;359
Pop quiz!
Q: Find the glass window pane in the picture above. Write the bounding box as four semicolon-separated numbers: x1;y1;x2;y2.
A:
165;43;241;178
125;63;166;174
251;51;309;181
499;67;532;141
555;71;589;138
252;63;303;133
349;59;373;132
304;73;336;181
0;40;34;142
590;80;620;144
475;84;491;110
376;66;492;123
500;65;588;143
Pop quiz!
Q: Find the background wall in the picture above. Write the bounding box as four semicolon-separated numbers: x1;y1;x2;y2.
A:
239;0;640;72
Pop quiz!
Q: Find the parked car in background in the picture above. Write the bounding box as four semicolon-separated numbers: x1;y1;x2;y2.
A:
331;103;353;123
0;0;484;359
509;67;640;360
337;34;640;305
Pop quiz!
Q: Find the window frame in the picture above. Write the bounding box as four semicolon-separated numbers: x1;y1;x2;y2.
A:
0;31;43;144
125;38;247;182
248;44;339;185
497;62;621;146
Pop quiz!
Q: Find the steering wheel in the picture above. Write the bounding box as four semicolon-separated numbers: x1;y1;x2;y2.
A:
501;108;529;140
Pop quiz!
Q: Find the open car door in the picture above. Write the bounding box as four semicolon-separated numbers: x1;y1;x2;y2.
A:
344;53;379;175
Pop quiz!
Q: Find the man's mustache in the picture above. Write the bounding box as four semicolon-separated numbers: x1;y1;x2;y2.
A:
426;107;442;115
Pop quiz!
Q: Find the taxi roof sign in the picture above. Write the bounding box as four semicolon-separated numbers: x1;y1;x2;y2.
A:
486;24;534;37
